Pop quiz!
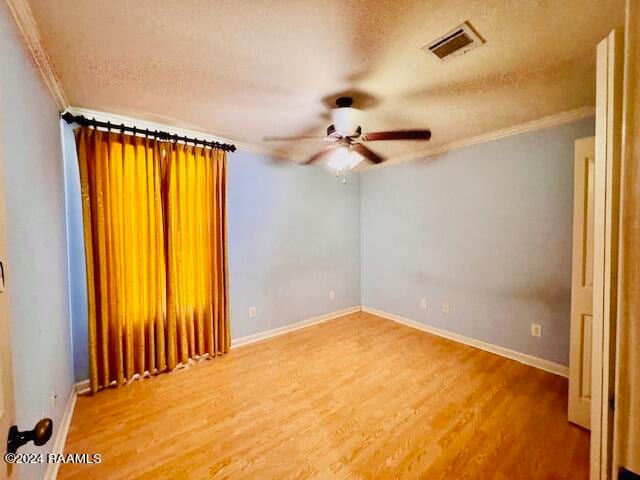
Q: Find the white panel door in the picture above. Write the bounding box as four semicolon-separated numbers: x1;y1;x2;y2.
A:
568;136;596;430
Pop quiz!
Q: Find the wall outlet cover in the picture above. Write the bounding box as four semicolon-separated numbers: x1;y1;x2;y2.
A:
531;323;542;338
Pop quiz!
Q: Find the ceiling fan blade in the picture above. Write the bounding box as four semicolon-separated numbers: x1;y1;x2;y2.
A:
263;135;327;141
352;143;385;164
304;145;339;164
362;130;431;142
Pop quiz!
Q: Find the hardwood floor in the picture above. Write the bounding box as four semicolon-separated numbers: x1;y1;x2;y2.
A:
60;311;589;479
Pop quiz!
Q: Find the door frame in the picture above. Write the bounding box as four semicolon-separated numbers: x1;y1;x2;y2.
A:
590;28;624;480
0;77;17;479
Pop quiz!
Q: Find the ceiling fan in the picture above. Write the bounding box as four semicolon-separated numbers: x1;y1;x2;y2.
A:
263;96;431;169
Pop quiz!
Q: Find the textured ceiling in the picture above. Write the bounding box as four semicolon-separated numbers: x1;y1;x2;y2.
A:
28;0;625;161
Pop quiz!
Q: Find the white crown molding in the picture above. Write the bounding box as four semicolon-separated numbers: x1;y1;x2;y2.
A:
65;105;595;164
6;0;69;111
7;0;593;163
363;106;596;170
362;306;569;377
64;106;273;156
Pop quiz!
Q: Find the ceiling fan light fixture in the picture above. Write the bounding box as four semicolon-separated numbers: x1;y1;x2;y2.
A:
327;147;363;171
330;107;361;136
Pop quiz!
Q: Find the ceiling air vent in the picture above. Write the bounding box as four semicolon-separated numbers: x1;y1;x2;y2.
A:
423;21;484;61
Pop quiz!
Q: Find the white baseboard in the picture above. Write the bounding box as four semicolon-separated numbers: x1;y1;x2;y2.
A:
44;388;77;480
75;379;90;395
61;303;567;473
71;306;363;391
362;306;569;378
73;304;567;384
231;306;362;348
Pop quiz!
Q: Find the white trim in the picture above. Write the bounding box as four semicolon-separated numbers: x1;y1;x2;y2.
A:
74;380;90;395
72;304;568;388
73;306;363;388
362;306;569;378
44;389;77;480
6;0;68;111
590;29;623;480
63;107;272;157
65;106;595;166
63;302;570;469
231;306;362;348
364;106;596;169
5;0;595;165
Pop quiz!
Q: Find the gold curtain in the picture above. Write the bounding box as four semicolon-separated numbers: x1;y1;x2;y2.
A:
75;127;229;393
614;0;640;474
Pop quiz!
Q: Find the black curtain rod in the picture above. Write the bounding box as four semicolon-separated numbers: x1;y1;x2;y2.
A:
61;112;236;152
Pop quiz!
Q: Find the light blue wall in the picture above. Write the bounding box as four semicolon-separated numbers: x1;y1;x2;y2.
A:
361;118;595;366
64;118;591;378
228;151;361;339
63;134;362;382
0;3;74;477
61;123;89;384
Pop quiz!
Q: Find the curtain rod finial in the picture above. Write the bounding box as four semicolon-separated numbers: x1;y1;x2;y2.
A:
61;111;76;124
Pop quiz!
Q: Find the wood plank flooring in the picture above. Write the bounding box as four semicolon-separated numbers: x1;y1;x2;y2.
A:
60;311;589;479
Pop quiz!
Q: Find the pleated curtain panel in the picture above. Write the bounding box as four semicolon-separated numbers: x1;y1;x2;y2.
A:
75;127;229;393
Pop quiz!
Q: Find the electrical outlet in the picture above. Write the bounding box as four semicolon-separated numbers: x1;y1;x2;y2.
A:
329;290;335;300
442;303;450;313
249;306;257;318
420;298;428;309
531;323;542;338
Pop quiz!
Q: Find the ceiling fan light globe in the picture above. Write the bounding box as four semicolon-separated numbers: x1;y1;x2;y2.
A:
327;148;363;171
